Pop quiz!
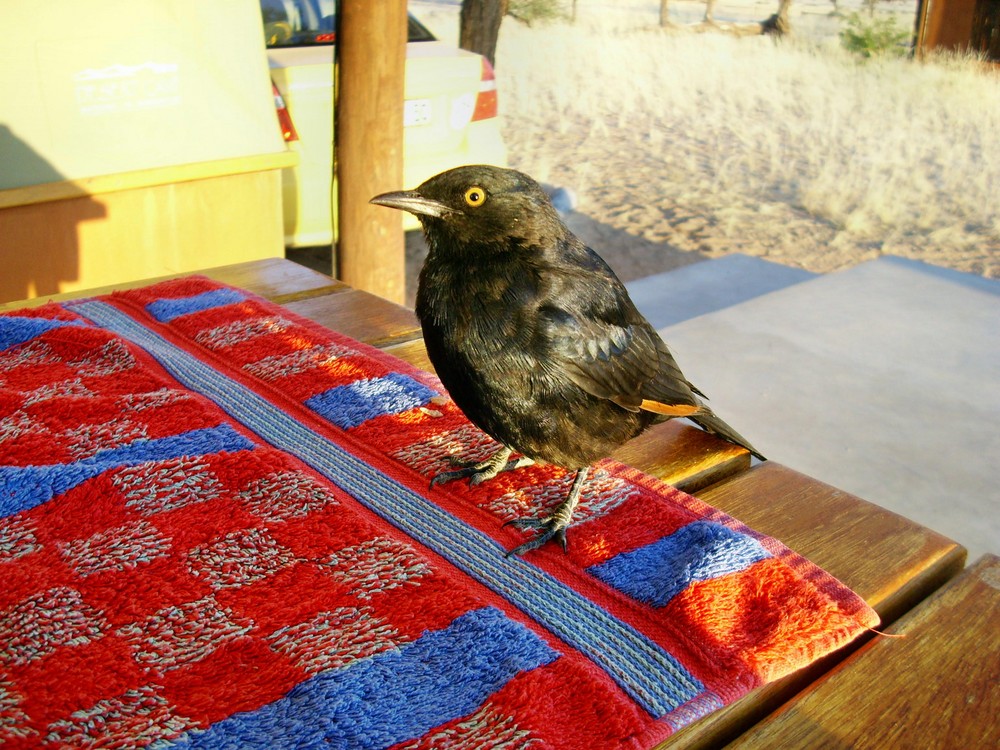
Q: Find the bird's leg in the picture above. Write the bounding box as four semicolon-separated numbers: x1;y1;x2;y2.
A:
505;466;589;556
429;446;535;488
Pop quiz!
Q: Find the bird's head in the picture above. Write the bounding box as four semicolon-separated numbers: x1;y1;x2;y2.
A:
370;165;562;250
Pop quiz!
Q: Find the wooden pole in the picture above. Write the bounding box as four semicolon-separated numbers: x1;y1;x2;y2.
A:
336;0;407;304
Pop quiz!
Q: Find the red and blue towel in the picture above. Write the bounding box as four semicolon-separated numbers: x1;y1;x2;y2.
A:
0;277;878;748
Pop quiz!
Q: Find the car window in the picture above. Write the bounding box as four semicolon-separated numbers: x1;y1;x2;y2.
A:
407;15;436;43
261;0;436;47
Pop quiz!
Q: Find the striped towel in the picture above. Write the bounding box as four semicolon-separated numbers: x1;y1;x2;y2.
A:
0;277;878;749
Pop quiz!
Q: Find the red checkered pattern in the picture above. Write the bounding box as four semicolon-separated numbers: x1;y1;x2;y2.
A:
0;279;879;749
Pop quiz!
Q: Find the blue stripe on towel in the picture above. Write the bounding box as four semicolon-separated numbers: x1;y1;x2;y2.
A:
589;521;772;608
146;289;246;323
168;607;556;749
0;317;85;352
306;373;438;429
0;424;254;518
70;299;705;717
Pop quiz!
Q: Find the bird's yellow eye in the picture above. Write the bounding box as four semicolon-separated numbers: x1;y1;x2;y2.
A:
464;186;487;207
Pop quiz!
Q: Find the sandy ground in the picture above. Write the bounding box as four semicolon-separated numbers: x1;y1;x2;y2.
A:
395;0;996;308
292;1;997;308
403;122;987;309
398;158;990;310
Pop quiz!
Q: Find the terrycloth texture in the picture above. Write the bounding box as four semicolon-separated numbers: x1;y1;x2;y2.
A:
0;277;879;749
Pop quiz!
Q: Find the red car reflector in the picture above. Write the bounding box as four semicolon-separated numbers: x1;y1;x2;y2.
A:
471;58;498;121
272;82;299;142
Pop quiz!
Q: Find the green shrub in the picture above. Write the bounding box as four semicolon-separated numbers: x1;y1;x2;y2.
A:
839;12;911;58
508;0;566;26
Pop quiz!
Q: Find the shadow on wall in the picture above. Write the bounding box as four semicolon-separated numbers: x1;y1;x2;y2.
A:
0;124;106;302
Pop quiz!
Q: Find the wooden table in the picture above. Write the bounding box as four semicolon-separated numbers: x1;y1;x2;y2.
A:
5;258;975;748
729;553;1000;749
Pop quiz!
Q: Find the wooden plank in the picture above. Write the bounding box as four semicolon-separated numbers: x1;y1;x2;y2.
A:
728;555;1000;749
381;337;433;369
658;462;967;749
612;420;750;493
284;287;422;348
0;258;344;312
227;260;346;305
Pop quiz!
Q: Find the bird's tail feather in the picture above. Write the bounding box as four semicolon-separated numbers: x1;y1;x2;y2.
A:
691;408;766;461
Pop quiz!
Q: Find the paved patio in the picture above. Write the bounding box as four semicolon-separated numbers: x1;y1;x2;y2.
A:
628;255;999;561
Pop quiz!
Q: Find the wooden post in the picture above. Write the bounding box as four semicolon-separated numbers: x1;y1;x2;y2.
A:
336;0;407;304
918;0;980;53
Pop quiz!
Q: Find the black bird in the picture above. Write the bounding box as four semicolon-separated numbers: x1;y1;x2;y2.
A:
371;166;763;555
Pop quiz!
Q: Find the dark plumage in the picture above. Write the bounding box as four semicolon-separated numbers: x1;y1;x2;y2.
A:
371;165;763;555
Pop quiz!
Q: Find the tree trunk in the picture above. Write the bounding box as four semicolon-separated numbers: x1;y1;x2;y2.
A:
460;0;508;67
704;0;717;23
660;0;670;27
762;0;793;35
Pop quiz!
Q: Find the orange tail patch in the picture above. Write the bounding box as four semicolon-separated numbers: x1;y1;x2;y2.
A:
640;399;702;417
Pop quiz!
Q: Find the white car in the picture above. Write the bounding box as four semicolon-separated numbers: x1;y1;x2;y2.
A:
261;0;508;246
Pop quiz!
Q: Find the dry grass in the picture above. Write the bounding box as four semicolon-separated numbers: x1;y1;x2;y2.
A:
414;1;1000;279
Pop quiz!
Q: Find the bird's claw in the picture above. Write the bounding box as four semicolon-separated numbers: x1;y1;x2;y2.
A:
502;467;589;557
429;463;486;487
444;454;479;469
504;516;569;557
428;449;533;489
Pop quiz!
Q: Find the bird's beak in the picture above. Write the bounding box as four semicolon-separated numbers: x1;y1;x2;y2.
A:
369;190;454;218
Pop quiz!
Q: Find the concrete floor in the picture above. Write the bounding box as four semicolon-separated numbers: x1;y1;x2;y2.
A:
628;255;1000;562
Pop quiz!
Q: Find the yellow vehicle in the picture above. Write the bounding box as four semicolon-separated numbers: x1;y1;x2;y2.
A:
261;0;508;247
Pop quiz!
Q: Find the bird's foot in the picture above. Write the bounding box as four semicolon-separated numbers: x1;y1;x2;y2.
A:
505;515;570;556
429;447;534;488
504;467;589;557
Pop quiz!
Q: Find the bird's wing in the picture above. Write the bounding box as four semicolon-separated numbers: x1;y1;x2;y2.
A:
539;306;702;416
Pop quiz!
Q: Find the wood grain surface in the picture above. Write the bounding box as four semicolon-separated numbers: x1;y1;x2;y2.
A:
727;554;1000;749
